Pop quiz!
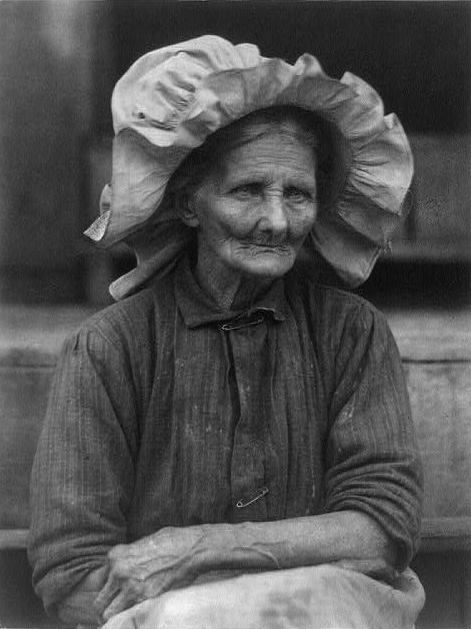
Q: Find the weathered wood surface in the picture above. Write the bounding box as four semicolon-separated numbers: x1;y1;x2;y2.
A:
405;362;471;519
387;309;471;361
0;307;95;529
0;306;96;366
388;309;471;546
0;529;29;549
0;306;470;544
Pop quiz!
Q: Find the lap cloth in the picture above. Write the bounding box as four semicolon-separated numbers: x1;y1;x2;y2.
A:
101;565;425;629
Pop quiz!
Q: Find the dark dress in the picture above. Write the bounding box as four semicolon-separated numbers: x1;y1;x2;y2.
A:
29;257;423;615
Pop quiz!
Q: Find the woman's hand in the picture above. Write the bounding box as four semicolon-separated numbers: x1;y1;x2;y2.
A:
94;526;206;622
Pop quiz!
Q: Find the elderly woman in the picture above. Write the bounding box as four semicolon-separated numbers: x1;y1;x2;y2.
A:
29;36;424;628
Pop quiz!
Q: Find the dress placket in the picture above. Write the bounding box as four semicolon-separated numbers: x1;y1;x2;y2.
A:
224;316;272;523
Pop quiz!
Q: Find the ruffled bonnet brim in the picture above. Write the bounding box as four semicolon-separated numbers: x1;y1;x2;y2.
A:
84;35;413;301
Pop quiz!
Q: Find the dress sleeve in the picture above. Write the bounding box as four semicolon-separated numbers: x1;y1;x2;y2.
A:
322;302;423;569
28;324;139;615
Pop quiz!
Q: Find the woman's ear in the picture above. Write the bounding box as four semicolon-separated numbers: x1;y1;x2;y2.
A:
175;192;200;228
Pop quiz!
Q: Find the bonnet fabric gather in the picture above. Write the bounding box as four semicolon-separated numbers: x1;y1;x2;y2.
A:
84;35;414;300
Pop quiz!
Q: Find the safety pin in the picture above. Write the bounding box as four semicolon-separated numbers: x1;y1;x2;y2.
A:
221;314;265;332
236;486;269;508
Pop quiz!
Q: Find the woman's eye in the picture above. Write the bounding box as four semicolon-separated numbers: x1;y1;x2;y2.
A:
231;183;261;197
284;187;312;201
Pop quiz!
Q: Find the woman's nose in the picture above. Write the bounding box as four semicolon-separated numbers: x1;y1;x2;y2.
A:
258;194;288;235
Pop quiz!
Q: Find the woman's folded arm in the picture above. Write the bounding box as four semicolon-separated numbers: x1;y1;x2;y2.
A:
93;509;397;623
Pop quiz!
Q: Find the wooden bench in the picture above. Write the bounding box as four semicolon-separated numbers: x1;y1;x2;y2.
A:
1;305;470;627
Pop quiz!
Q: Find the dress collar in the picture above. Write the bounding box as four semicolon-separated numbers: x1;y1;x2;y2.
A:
174;256;288;329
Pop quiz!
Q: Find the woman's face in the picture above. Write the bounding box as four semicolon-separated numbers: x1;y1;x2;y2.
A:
188;121;318;280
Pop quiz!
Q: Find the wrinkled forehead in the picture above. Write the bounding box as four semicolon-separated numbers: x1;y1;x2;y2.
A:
200;109;320;187
214;125;318;187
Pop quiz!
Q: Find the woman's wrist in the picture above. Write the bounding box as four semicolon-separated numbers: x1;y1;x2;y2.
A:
57;566;108;626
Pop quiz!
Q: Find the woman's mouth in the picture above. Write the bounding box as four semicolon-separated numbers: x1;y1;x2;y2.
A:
243;243;291;255
240;240;290;250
